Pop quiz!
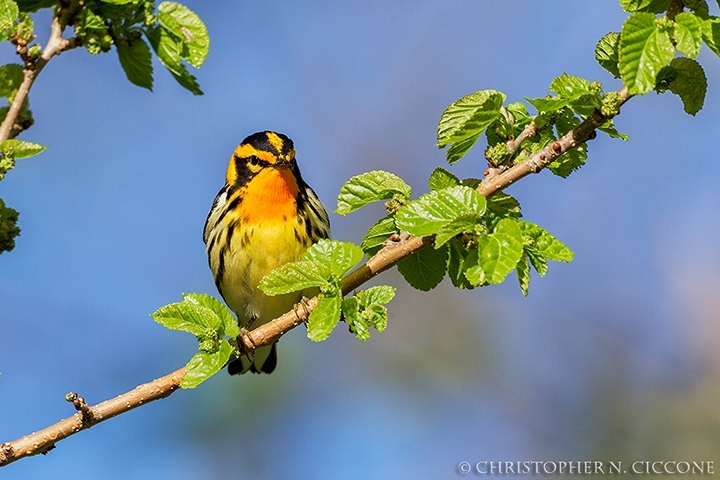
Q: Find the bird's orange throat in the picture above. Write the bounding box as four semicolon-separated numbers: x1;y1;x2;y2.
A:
240;167;299;224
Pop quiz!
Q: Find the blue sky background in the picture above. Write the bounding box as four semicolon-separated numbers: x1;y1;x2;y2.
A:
2;1;720;478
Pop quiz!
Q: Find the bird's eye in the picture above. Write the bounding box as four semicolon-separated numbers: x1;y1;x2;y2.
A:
248;156;260;166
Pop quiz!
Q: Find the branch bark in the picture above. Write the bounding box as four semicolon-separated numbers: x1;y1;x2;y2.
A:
0;86;632;466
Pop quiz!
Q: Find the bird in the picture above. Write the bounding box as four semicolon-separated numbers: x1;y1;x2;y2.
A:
203;131;330;374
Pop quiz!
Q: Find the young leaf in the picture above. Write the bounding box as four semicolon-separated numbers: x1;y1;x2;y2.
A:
0;0;19;42
702;17;720;56
361;215;397;256
445;132;481;165
526;246;549;276
478;218;524;284
146;26;203;95
342;297;368;341
336;170;411;215
151;299;220;336
258;260;330;296
182;293;238;338
397;243;448;291
438;89;505;164
519;221;574;262
0;64;24;100
355;284;396;307
0;139;47;159
180;340;233;388
516;252;531;296
395;185;486;237
662;57;706;115
428;166;460;191
302;239;364;277
343;285;395;341
619;13;675;95
674;12;703;58
434;213;481;248
157;1;210;68
619;0;670;13
486;192;522;220
596;32;621;78
447;238;474;289
307;294;342;342
117;38;154;91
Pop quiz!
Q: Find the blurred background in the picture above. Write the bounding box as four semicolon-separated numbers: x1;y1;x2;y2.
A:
2;1;720;478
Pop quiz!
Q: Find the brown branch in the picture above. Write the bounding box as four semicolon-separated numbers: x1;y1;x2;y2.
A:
0;86;633;466
0;0;81;143
0;368;185;466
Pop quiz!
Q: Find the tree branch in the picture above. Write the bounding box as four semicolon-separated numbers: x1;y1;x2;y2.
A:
0;86;632;467
0;0;81;142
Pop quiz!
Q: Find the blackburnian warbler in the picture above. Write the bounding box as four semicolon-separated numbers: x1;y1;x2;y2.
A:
203;131;330;374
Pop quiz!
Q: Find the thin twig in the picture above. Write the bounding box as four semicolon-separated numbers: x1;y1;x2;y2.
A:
0;86;633;466
0;0;81;142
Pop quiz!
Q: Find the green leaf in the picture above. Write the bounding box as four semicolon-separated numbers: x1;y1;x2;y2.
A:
0;198;20;254
258;260;330;296
619;0;670;13
446;132;481;165
527;74;601;117
355;284;396;307
447;238;474;289
596;32;621;78
151;298;221;336
434;213;481;248
0;64;24;100
478;218;524;284
307;294;342;342
302;239;364;277
525;95;570;113
397;243;448;291
182;293;238;338
146;26;203;95
343;285;395;341
0;0;18;42
486;192;522;219
180;340;233;388
117;38;154;91
516;252;531;296
0;139;47;159
701;17;720;56
361;215;398;256
675;12;703;57
342;297;368;341
336;170;411;215
395;185;487;237
438;89;505;163
549;73;593;98
662;57;706;115
15;0;55;12
619;13;675;95
428;166;460;191
519;221;574;262
526;246;548;276
598;120;630;141
684;0;709;18
157;1;209;68
101;0;138;4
